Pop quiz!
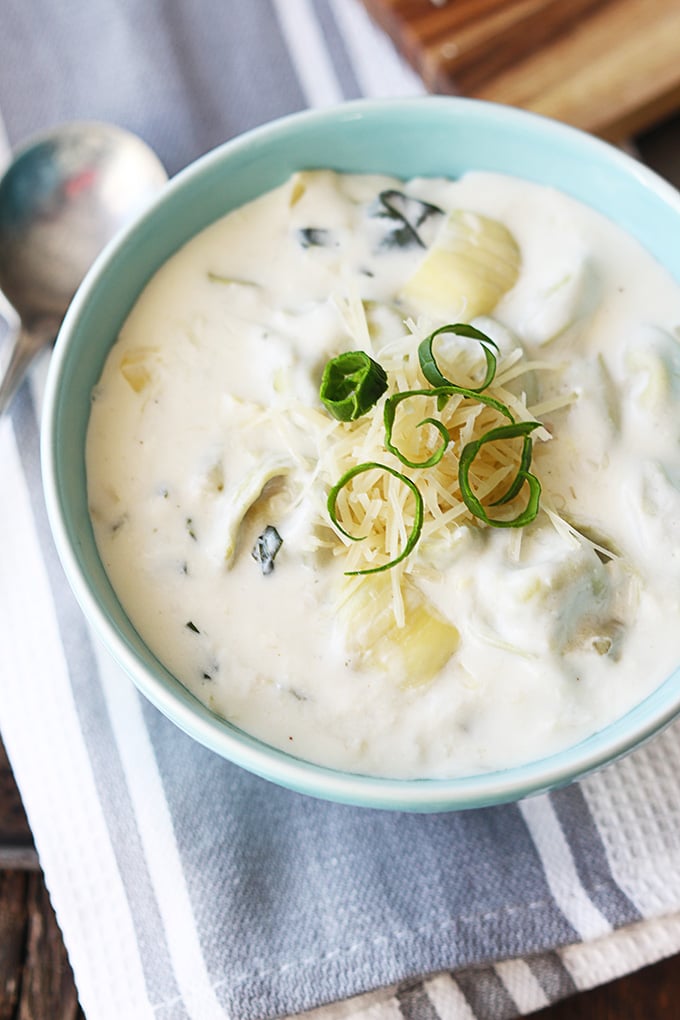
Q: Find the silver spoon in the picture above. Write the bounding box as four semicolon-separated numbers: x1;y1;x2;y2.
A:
0;121;168;415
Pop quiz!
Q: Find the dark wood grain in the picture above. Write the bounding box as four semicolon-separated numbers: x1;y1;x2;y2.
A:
534;953;680;1018
0;871;27;1020
0;742;84;1019
362;0;610;94
0;741;33;846
19;874;84;1020
0;871;84;1020
361;0;680;140
0;741;38;871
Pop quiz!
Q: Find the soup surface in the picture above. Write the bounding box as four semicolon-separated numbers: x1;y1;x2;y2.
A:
86;170;680;778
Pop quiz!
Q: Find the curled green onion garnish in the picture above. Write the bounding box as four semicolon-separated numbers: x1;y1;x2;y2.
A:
419;324;499;393
490;432;535;507
320;350;388;422
384;384;514;468
384;389;451;468
459;421;542;528
327;461;424;575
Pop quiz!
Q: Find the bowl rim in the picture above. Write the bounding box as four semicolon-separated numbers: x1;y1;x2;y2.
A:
41;95;680;811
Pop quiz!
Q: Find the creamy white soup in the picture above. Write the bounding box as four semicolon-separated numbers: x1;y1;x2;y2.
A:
86;170;680;778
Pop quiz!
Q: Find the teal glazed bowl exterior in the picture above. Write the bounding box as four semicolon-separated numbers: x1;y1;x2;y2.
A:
42;97;680;811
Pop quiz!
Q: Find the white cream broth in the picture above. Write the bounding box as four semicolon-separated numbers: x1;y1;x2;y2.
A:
86;170;680;779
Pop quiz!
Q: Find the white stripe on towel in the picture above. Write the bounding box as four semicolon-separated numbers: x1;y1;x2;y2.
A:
520;795;612;941
579;737;680;917
94;641;230;1019
559;910;680;992
424;974;477;1019
330;0;425;98
271;0;344;107
494;959;549;1014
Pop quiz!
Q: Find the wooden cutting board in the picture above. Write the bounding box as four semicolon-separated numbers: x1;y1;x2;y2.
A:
360;0;680;140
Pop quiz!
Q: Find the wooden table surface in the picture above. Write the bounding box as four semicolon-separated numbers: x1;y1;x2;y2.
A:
3;113;680;1020
360;0;680;142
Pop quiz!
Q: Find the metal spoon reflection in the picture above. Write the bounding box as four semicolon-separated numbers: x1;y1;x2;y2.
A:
0;121;167;415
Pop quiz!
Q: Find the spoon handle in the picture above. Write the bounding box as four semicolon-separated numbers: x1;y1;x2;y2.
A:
0;322;53;416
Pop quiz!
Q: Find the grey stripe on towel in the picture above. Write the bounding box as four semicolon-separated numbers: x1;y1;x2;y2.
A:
549;786;641;928
0;0;306;172
397;979;442;1020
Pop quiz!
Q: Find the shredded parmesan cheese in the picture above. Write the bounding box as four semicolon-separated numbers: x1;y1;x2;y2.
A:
263;318;555;621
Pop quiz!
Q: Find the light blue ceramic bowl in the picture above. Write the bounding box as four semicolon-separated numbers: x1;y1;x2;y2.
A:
42;97;680;811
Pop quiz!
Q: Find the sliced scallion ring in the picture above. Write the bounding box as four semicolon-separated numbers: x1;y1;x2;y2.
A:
384;384;514;468
320;350;388;422
418;323;499;392
384;389;451;468
459;421;542;528
490;433;535;507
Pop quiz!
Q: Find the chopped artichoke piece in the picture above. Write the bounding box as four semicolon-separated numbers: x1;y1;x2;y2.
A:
362;300;407;343
401;209;520;320
288;171;313;207
288;169;343;208
625;327;680;411
337;573;459;688
119;347;160;392
496;526;623;657
223;455;291;565
207;271;260;288
640;459;680;523
520;259;598;346
593;353;621;432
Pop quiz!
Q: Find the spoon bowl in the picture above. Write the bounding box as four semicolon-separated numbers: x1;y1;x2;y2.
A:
0;120;167;413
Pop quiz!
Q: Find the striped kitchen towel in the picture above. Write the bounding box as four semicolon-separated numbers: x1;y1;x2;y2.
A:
2;2;680;1018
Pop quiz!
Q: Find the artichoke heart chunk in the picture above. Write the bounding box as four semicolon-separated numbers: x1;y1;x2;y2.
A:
119;346;161;393
223;455;291;566
337;573;459;689
401;209;521;320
